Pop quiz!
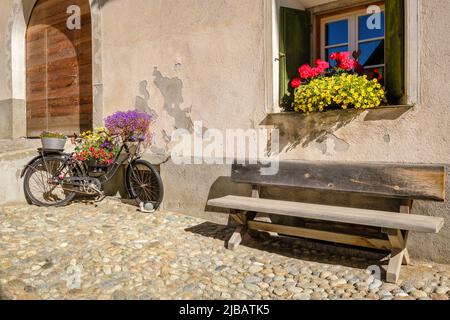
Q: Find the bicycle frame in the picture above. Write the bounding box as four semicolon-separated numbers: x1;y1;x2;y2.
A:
22;140;145;195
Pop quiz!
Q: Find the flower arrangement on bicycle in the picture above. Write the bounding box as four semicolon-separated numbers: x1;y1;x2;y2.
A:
105;110;155;143
74;128;120;166
74;110;156;169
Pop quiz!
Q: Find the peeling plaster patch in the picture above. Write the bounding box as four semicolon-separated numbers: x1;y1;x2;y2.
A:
150;68;209;155
137;80;150;101
314;134;350;155
152;67;194;133
134;80;165;155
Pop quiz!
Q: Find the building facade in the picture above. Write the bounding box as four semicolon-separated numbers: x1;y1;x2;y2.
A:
0;0;449;263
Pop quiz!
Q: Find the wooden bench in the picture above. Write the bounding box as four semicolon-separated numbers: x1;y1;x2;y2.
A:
208;161;446;283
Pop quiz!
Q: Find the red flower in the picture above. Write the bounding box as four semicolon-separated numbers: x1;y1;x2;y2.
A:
311;67;324;77
329;52;339;60
340;58;357;70
290;78;302;88
299;64;313;79
329;52;357;70
314;59;330;70
338;52;351;60
298;61;328;80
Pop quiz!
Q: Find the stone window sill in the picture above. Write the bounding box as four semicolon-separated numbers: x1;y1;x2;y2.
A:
262;105;414;125
259;105;414;153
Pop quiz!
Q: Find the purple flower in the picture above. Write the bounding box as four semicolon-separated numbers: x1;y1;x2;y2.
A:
104;110;156;142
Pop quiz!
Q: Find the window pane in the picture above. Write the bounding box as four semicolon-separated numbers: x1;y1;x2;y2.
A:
326;46;349;67
326;20;349;46
359;12;385;41
359;40;384;66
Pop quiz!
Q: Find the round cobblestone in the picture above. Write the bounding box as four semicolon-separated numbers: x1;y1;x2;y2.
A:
1;200;449;300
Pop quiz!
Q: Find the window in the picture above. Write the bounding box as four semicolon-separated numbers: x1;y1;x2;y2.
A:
320;7;385;79
277;0;405;109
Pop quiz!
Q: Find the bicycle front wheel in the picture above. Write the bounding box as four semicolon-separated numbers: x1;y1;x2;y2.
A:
126;160;164;210
23;155;78;207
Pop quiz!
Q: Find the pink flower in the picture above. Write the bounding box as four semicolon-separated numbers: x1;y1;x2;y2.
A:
340;57;357;70
290;78;302;88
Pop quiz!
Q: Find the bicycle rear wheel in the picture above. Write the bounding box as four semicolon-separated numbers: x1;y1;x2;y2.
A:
23;155;78;207
126;160;164;210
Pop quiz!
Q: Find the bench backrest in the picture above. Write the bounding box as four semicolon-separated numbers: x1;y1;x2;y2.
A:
231;161;447;201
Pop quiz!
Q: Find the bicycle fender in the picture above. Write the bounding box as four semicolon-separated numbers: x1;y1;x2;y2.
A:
20;153;71;178
20;155;43;178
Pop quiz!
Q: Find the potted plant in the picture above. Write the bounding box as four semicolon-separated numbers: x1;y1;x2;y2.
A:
40;131;67;150
289;51;386;113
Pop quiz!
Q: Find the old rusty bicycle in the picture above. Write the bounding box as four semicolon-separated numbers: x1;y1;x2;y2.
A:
21;137;164;209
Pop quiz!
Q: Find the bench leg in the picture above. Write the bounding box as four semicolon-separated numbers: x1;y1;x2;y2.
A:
385;229;410;283
387;248;406;283
249;185;278;237
227;225;247;250
227;211;248;250
385;200;413;283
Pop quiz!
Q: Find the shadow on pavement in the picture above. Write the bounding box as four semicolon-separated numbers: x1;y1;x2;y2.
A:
186;222;388;274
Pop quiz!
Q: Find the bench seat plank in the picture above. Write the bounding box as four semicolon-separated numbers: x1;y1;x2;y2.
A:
208;196;444;233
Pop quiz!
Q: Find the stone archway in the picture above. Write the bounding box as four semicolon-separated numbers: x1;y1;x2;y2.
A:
6;0;103;138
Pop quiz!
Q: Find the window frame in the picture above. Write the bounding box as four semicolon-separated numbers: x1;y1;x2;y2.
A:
319;5;386;71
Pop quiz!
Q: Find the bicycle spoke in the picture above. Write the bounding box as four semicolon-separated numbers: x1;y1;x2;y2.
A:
127;161;162;208
25;157;76;206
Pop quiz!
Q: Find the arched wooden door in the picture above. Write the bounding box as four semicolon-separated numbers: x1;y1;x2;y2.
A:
26;0;92;137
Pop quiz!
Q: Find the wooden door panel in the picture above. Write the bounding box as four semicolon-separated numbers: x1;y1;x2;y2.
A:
26;0;92;137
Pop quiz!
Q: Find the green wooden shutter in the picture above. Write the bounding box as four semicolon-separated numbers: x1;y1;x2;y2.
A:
279;7;311;110
385;0;405;104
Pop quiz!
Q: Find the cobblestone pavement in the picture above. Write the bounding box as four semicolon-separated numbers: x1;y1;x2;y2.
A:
1;199;449;300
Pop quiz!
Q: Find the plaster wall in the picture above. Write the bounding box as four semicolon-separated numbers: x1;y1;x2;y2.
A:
100;0;267;155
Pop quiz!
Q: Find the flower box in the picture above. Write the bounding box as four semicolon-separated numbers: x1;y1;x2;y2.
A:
86;160;109;175
288;51;386;113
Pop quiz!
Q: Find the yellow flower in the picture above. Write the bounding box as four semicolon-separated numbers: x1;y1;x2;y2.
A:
292;73;385;113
